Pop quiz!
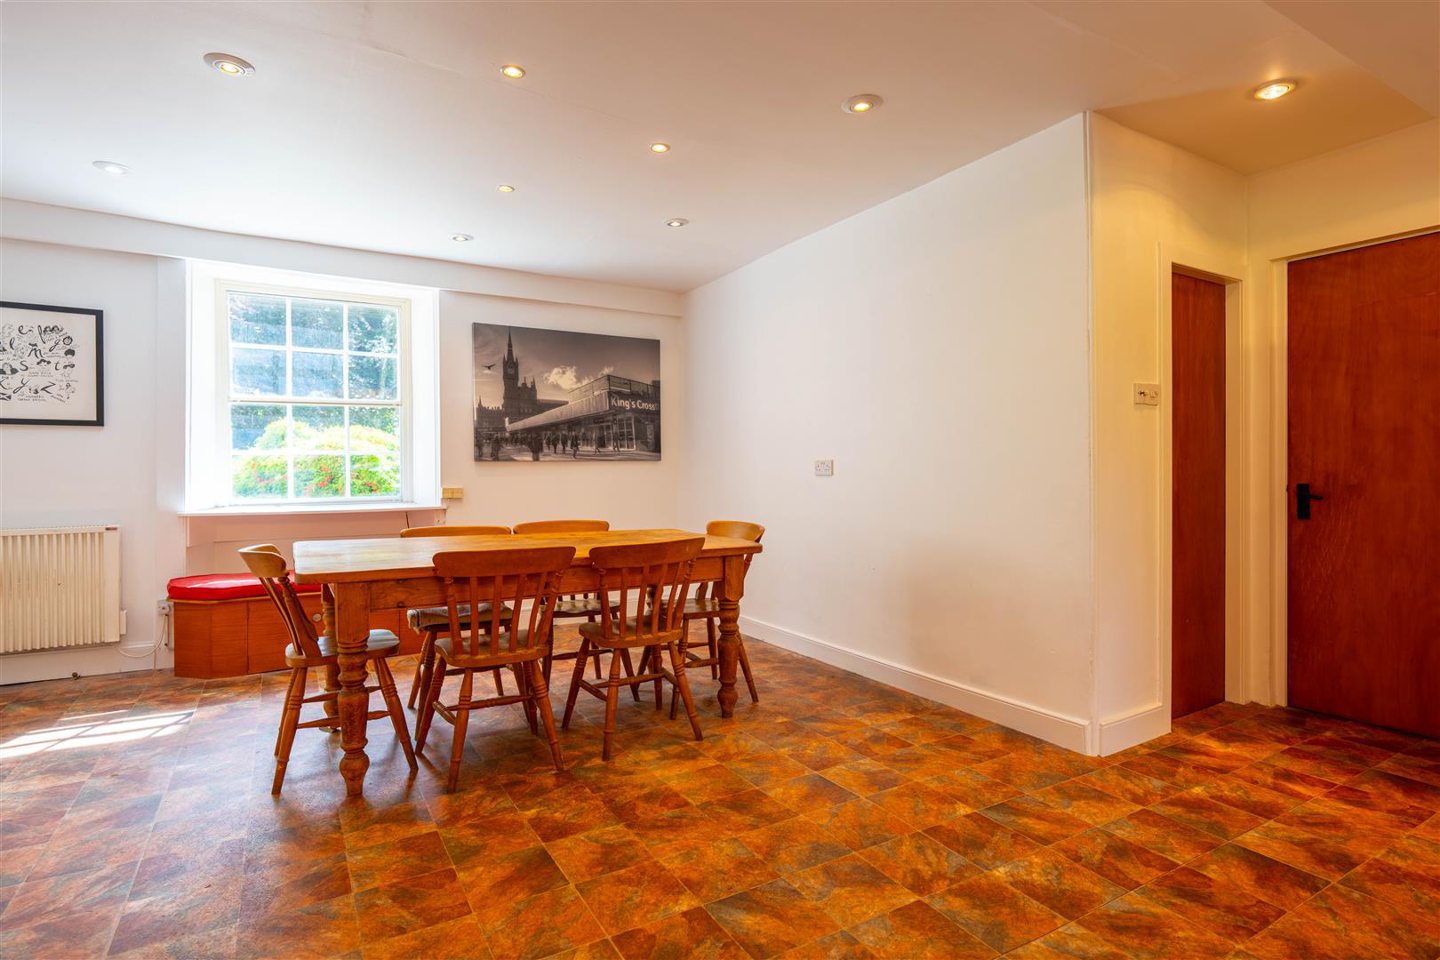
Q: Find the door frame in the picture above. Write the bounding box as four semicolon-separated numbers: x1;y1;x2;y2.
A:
1158;244;1246;721
1267;226;1440;707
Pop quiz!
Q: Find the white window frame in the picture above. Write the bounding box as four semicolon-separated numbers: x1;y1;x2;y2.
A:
187;261;440;513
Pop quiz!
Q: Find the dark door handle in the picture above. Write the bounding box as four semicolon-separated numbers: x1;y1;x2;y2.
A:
1296;482;1325;520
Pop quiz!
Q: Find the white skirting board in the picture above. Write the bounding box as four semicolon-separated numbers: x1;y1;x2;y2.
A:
1096;701;1170;756
740;615;1092;754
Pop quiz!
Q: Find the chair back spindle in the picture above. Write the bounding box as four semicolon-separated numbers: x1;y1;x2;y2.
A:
589;538;704;644
238;544;323;659
432;547;576;661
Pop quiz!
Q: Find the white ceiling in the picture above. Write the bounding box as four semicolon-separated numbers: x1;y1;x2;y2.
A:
1;1;1433;292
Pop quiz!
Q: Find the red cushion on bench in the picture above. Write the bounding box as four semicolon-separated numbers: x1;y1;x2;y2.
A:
166;573;321;601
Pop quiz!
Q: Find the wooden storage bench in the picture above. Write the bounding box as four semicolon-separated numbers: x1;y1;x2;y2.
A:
168;573;421;679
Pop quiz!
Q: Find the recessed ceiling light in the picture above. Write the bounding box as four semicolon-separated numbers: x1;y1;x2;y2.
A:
1252;80;1296;101
92;160;130;176
203;52;255;76
500;64;526;79
451;233;473;242
649;142;671;154
665;218;689;228
842;94;883;114
496;184;516;193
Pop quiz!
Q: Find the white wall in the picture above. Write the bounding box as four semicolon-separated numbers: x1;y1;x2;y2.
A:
680;117;1095;749
1;205;681;683
439;292;682;529
1088;116;1248;752
0;240;185;681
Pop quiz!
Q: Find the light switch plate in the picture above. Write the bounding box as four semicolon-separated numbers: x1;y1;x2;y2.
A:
1133;383;1161;406
441;486;465;500
814;459;834;477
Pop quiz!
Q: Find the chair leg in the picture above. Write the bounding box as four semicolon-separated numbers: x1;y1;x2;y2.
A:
706;618;719;680
446;670;474;792
275;667;302;757
651;645;664;710
561;638;590;730
415;648;447;752
529;659;565;772
408;633;433;709
515;662;538;735
272;666;307;794
737;637;760;704
493;666;506;696
667;642;704;742
375;656;418;772
602;648;623;761
627;644;645;705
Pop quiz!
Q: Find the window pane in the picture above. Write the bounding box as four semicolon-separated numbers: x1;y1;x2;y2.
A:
292;405;344;451
292;351;343;398
291;298;343;349
232;454;287;499
294;454;344;497
349;406;400;452
348;355;398;400
232;348;286;396
229;293;285;346
231;404;286;450
348;305;398;354
349;454;399;497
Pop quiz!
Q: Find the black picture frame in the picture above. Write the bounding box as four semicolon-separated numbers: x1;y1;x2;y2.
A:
0;300;105;427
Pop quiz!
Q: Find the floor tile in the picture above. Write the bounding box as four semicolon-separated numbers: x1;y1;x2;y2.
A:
1052;828;1180;891
993;848;1126;920
787;854;915;927
925;872;1065;953
611;905;747;960
576;862;699;936
1132;866;1286;942
1098;809;1223;863
855;831;979;896
846;899;995;959
1070;893;1235;959
741;818;853;875
706;878;841;959
480;884;607;960
547;824;653;884
1242;883;1440;960
661;836;780;902
353;866;472;944
924;812;1044;870
1184;842;1329;911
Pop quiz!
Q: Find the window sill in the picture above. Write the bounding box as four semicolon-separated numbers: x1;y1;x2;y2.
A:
179;502;443;518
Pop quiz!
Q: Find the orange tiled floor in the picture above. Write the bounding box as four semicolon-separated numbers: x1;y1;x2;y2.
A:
2;631;1439;959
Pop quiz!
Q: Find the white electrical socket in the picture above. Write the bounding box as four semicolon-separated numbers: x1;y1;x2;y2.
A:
814;459;834;477
1133;383;1161;406
441;486;465;500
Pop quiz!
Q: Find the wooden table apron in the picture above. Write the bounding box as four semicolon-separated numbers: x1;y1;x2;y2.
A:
292;529;761;797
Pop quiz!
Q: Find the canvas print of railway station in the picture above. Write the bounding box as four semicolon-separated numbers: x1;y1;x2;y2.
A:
472;323;661;462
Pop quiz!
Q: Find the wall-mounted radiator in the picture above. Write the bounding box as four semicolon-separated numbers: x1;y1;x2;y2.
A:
0;526;122;654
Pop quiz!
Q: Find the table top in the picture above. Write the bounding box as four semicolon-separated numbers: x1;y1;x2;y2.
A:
292;527;762;583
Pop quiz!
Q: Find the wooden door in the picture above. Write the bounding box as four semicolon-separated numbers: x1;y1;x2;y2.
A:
1172;272;1228;719
1288;231;1440;737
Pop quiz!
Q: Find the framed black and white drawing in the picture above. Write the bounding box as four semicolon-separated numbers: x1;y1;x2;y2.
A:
0;301;105;426
472;323;660;461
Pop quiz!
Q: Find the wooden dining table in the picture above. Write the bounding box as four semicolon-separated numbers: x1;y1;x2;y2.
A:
292;527;763;797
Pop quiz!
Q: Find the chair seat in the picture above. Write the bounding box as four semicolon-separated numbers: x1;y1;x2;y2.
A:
434;631;545;667
578;619;684;648
407;603;513;631
285;629;400;667
553;596;613;618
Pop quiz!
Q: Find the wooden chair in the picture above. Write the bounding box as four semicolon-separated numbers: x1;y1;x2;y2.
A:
511;520;620;684
399;525;514;709
669;521;766;709
561;537;705;761
238;544;416;794
414;546;576;790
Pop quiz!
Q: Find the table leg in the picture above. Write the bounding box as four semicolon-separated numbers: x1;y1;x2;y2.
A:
715;555;745;719
333;582;372;796
321;585;339;722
